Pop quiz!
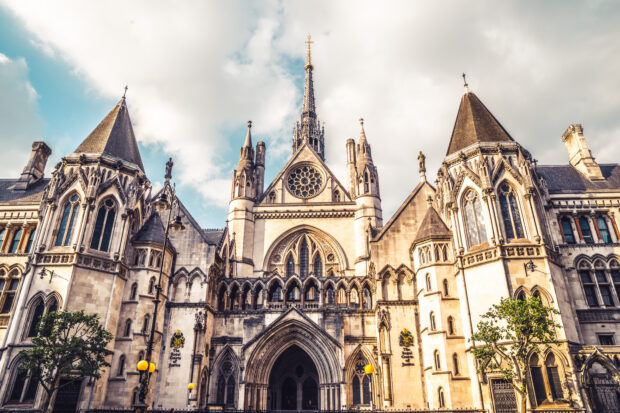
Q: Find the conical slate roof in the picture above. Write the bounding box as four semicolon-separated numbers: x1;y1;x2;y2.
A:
132;212;166;244
446;91;514;156
413;206;451;244
74;97;144;170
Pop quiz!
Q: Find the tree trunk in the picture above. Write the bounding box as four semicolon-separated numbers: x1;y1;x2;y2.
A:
517;389;528;413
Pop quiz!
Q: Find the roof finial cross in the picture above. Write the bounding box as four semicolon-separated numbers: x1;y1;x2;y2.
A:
462;73;468;87
305;34;313;67
123;85;128;99
359;118;364;127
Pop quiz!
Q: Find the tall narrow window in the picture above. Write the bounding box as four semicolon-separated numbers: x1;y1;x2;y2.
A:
434;350;441;370
499;184;525;240
0;228;6;250
443;279;449;296
25;228;36;253
268;285;282;302
8;365;38;404
124;319;132;337
438;388;445;408
130;283;138;300
27;299;45;338
426;274;432;291
325;286;335;305
364;171;370;193
545;354;563;400
453;354;460;375
596;217;612;244
463;190;488;247
595;264;614;306
578;217;594;243
448;316;455;335
579;269;599;307
286;255;295;277
350;288;360;309
560;217;575;244
90;199;116;251
529;354;547;407
117;355;125;376
55;194;80;246
9;228;22;253
142;315;150;334
299;239;309;277
337;287;347;307
363;286;372;309
148;277;156;294
430;312;436;331
352;357;371;406
611;261;620;301
313;254;323;277
0;275;19;314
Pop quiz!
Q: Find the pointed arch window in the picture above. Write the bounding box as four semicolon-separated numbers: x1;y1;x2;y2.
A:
499;183;525;240
448;316;455;335
117;355;126;376
287;285;301;302
9;228;22;254
142;314;150;334
305;284;318;302
47;298;58;314
148;277;156;295
268;284;283;302
325;285;335;305
26;299;45;338
55;194;80;246
438;387;446;408
337;287;347;307
124;319;132;337
462;190;488;247
363;286;372;309
430;312;436;331
216;356;236;406
426;274;432;291
443;279;449;296
130;283;138;300
352;357;372;406
434;350;441;370
313;254;323;277
364;171;370;193
299;238;309;277
90;199;116;251
7;363;38;404
529;353;565;407
286;255;295;277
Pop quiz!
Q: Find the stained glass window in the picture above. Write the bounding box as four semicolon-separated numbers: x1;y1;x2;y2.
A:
56;194;80;246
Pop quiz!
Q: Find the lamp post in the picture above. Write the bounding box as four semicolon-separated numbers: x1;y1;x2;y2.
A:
134;158;185;413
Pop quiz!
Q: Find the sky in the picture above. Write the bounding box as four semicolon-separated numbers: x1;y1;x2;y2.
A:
1;0;619;228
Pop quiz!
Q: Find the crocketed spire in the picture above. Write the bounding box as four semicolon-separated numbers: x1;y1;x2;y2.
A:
292;35;325;160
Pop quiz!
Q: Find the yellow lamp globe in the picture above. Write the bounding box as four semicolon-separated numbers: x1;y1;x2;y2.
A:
364;364;374;375
149;362;156;373
188;383;195;390
137;360;148;371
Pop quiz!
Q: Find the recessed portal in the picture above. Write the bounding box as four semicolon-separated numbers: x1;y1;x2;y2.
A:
268;345;319;410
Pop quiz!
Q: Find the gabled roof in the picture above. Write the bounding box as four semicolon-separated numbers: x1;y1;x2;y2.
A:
446;91;514;156
0;178;50;204
412;206;451;244
536;164;620;194
258;141;351;204
74;97;144;171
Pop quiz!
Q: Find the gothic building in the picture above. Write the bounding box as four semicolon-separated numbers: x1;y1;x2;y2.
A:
0;39;618;413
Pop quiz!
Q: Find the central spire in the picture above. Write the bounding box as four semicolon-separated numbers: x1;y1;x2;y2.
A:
293;35;325;160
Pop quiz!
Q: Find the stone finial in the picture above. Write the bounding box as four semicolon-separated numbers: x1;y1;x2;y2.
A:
418;151;426;183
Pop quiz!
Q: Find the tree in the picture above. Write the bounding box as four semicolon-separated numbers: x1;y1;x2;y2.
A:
471;296;561;413
18;310;113;413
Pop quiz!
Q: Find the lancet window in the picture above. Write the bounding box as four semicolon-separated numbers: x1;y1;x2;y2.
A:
325;285;335;305
300;239;309;277
215;355;236;406
0;270;20;315
55;194;80;247
462;190;488;247
578;259;619;307
6;362;38;404
529;353;564;407
90;198;116;252
498;183;525;240
314;254;322;276
352;356;372;406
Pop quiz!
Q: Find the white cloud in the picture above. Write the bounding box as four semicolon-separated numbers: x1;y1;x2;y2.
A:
0;52;43;176
3;0;620;224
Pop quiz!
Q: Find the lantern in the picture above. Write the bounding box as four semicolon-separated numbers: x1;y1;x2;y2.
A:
149;362;156;373
364;364;374;375
137;360;148;371
188;383;195;390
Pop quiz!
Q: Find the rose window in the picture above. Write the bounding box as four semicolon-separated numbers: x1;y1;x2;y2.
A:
287;165;323;198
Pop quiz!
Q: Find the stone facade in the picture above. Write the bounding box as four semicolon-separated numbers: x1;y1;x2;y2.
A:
0;40;619;413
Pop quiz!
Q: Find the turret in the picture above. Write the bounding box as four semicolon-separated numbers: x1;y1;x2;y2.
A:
231;121;257;200
561;124;604;181
346;138;357;197
353;118;382;275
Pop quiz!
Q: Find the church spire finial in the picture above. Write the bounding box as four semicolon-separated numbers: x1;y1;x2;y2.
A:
243;120;252;148
462;73;471;94
122;85;128;99
305;34;313;69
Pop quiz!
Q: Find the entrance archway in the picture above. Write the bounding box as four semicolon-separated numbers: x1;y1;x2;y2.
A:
268;346;319;410
243;311;343;410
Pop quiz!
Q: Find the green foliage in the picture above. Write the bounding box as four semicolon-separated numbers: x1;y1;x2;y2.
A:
471;296;560;401
18;310;113;410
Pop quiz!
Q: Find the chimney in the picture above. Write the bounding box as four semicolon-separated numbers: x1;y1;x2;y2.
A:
561;124;604;181
15;141;52;190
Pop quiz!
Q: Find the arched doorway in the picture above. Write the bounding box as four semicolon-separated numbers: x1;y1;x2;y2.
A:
268;345;319;410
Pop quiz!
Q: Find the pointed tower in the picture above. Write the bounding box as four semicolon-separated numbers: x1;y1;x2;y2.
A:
292;35;325;159
353;118;382;273
228;121;263;277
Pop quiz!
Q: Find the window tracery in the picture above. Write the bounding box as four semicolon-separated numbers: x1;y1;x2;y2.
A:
55;194;80;247
90;198;116;251
529;353;565;407
462;190;488;247
286;164;324;198
215;353;236;406
498;183;525;240
578;258;619;307
351;356;372;406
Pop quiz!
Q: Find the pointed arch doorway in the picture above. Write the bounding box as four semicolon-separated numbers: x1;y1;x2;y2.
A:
268;345;319;410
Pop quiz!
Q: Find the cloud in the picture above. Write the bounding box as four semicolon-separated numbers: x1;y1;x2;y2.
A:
3;0;620;225
0;52;43;176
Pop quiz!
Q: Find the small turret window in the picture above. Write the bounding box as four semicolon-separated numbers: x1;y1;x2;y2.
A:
55;194;80;247
364;171;370;193
498;183;525;240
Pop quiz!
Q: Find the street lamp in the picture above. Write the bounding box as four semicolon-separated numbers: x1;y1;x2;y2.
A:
134;158;184;413
524;259;537;276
